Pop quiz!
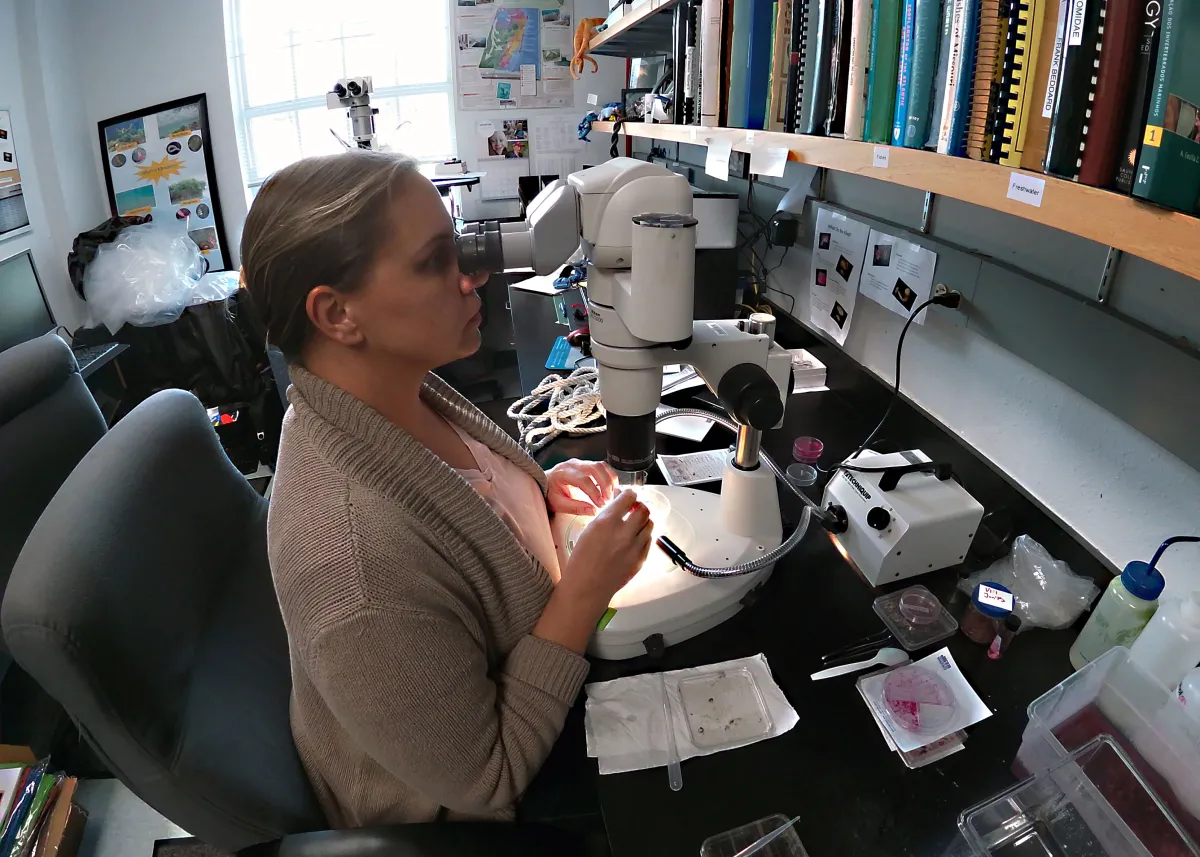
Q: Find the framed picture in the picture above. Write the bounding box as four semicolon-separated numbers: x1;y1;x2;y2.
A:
98;94;230;271
622;88;653;121
0;110;32;242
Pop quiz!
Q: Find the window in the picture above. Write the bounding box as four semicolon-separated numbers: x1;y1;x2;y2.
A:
223;0;457;188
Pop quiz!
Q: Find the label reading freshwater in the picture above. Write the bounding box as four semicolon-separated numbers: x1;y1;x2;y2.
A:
1007;172;1046;207
978;585;1014;612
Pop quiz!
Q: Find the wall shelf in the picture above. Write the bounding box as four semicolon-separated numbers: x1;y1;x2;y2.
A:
593;121;1200;280
589;0;681;57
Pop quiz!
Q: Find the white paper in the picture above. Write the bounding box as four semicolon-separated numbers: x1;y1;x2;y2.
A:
1007;172;1046;207
510;272;564;294
655;405;715;442
857;647;993;753
705;138;733;181
656;449;728;486
585;654;799;774
873;146;890;168
750;147;789;177
810;208;871;345
588;93;599;106
530;116;584;153
479;159;529;200
859;230;938;324
978;584;1015;611
661;367;707;395
520;64;537;95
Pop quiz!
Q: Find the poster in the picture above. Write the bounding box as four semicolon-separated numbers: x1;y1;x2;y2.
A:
456;0;575;111
98;94;230;270
860;230;939;324
810;208;870;346
0;110;31;240
529;115;585;177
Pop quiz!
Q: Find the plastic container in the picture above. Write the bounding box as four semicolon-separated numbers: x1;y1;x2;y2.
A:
677;667;773;749
1131;591;1200;692
873;585;959;651
961;736;1198;857
784;464;817;487
961;582;1013;645
791;436;823;465
1017;646;1200;848
882;664;958;735
700;814;809;857
1070;561;1165;670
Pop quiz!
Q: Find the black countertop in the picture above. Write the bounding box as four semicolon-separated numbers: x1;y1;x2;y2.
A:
512;375;1097;857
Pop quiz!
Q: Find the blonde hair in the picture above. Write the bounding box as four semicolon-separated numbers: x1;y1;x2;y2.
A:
240;150;419;359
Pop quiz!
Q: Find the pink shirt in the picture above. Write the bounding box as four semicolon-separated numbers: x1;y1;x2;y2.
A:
448;422;561;579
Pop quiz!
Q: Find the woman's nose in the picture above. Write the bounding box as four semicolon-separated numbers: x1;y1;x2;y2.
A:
461;271;489;293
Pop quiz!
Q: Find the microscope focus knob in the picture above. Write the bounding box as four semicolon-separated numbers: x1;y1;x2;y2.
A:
867;507;892;530
717;363;785;430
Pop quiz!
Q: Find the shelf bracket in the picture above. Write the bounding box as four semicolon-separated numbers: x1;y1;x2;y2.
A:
817;167;828;201
1096;247;1123;305
920;192;935;234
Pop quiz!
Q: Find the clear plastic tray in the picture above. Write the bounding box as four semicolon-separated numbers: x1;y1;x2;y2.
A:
873;585;959;651
678;667;774;749
700;814;809;857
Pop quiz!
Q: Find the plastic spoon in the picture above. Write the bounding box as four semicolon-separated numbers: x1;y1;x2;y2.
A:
660;673;682;792
810;647;908;681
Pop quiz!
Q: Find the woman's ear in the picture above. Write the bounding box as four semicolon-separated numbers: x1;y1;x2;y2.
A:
306;286;365;347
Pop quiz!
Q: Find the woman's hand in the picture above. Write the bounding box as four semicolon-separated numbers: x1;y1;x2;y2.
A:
545;459;618;516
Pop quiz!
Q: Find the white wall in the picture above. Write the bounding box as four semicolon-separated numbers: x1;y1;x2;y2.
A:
71;0;248;266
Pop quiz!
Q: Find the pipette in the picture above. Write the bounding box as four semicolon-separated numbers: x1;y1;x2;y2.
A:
731;815;802;857
660;673;682;791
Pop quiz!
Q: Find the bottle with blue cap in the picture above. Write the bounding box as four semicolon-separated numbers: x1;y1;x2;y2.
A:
1068;538;1196;670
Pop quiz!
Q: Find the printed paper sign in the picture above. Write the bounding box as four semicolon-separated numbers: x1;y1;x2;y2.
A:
810;208;870;346
1007;172;1046;207
873;146;890;168
750;147;789;177
978;585;1014;612
588;93;599;105
705;138;733;181
860;231;938;324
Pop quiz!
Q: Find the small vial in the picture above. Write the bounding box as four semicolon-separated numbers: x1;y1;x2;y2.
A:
988;615;1023;659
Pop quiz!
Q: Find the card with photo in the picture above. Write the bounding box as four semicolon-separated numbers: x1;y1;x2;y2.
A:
892;278;917;310
831;302;848;328
809;207;870;346
872;243;893;266
836;255;854;280
815;268;828;287
818;232;832;250
860;228;937;325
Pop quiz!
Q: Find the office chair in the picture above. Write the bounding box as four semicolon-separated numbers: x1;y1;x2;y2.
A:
2;390;582;856
0;334;107;671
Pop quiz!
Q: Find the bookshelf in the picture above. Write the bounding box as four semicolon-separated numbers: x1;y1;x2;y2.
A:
593;121;1200;281
589;0;682;57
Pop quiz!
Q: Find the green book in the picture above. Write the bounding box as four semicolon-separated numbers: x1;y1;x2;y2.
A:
901;0;943;146
865;0;903;143
1133;0;1200;213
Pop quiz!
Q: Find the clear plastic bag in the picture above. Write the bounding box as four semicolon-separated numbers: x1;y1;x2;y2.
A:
961;535;1100;631
82;221;207;333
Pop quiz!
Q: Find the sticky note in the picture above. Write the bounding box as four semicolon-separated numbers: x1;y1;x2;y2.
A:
705;138;733;181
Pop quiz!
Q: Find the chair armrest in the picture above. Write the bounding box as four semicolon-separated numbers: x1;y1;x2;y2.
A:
237;821;583;857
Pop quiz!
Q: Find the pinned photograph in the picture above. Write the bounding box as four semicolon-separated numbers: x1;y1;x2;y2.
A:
815;268;828;287
818;233;831;250
188;135;204;153
111;153;127;168
105;118;146;153
169;177;208;205
157;103;202;139
166;141;182;155
831;302;848;328
873;244;893;266
115;185;156;216
132;147;148;164
836;255;854;280
189;226;219;253
892;278;917;311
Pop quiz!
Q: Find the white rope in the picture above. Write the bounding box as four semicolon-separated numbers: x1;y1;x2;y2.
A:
507;367;606;453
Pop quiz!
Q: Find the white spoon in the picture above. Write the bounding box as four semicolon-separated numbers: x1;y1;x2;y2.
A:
810;647;908;681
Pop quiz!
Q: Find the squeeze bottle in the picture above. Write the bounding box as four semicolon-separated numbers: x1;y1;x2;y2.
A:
1069;560;1164;670
1130;590;1200;690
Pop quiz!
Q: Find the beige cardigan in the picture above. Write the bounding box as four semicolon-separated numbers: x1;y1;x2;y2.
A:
267;366;590;828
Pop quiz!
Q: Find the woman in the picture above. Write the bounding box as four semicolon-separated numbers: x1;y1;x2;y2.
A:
241;150;653;828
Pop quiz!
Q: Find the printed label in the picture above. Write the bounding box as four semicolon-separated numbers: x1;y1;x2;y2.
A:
1007;172;1046;207
1143;125;1163;148
978;585;1015;611
746;131;756;145
588;93;599;106
873;146;890;168
1043;0;1070;117
1068;0;1088;45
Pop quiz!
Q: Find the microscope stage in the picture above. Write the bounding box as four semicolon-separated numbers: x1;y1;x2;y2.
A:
553;485;776;660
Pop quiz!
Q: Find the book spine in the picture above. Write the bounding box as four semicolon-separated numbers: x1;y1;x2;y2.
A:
806;0;838;132
866;0;903;140
827;0;855;133
701;0;725;124
968;0;1005;159
999;0;1047;165
684;0;702;124
799;0;824;130
928;0;957;148
947;0;981;154
1019;0;1067;169
844;0;874;137
1078;0;1141;185
864;0;883;131
745;0;776;128
1114;0;1160;192
990;0;1024;161
937;0;967;151
720;0;737;126
785;0;808;131
1045;0;1107;178
903;0;945;146
769;0;795;128
1132;0;1176;197
892;0;918;143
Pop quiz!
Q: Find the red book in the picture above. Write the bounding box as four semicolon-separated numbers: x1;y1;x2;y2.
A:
1078;0;1142;187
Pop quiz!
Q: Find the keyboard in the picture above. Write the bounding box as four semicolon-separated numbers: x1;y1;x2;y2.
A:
72;343;118;369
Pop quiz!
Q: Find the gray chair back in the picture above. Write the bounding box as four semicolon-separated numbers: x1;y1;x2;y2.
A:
2;389;324;851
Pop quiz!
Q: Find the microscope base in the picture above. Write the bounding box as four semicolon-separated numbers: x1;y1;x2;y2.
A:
553;485;780;661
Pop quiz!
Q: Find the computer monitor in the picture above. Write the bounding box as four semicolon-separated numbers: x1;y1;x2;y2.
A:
0;251;55;353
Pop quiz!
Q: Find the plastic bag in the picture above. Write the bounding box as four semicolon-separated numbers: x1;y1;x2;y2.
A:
189;271;240;307
960;535;1100;631
82;221;206;333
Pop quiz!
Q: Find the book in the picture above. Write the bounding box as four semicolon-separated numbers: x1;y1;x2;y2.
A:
728;0;753;126
769;0;795;128
967;0;1006;160
744;0;777;128
844;0;875;137
32;789;84;857
1114;0;1163;191
892;0;918;144
826;0;855;133
927;0;956;147
796;0;823;130
937;0;980;153
11;775;58;857
1133;0;1200;211
804;0;839;132
684;0;703;124
700;0;726;123
720;0;737;125
1078;0;1141;185
997;0;1048;165
1044;0;1108;179
784;0;808;131
865;0;904;141
902;0;946;146
0;760;49;857
1020;0;1067;169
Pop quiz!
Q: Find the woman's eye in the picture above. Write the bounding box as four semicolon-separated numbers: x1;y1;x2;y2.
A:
421;245;454;273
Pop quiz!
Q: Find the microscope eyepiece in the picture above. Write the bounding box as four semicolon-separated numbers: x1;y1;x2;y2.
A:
456;221;506;275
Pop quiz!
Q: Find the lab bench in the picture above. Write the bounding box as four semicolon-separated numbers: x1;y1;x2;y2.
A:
510;313;1110;857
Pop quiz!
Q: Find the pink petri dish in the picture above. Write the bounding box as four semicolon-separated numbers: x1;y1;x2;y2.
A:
882;666;958;735
792;436;824;464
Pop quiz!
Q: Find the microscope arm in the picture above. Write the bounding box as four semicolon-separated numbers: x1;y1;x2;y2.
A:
677;320;793;431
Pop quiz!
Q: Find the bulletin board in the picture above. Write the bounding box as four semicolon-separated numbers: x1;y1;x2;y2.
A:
97;94;231;271
456;0;576;111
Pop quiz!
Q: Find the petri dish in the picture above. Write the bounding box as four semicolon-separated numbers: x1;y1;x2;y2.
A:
882;665;958;736
786;464;818;487
792;436;824;464
873;585;959;651
678;667;774;749
700;814;809;857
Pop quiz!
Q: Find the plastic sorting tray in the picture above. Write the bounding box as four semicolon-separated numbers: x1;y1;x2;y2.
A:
960;736;1197;857
700;814;809;857
873;585;959;651
1017;646;1200;851
678;666;773;749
